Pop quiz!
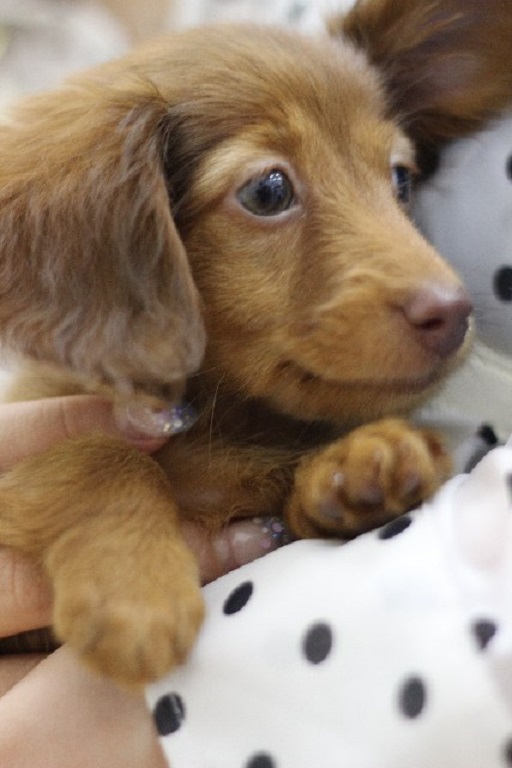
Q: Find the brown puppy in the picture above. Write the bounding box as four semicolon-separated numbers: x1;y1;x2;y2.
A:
0;0;511;687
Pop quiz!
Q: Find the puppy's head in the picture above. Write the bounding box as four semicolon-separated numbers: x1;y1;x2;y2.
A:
145;23;475;426
0;6;510;422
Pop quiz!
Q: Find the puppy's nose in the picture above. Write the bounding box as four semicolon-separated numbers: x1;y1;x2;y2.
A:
403;283;472;357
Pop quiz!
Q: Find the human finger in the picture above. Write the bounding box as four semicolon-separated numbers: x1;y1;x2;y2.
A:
0;654;43;698
0;550;52;636
0;516;292;638
181;516;293;584
0;395;171;471
0;647;166;768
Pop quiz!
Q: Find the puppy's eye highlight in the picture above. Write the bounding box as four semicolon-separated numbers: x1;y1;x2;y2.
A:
392;164;413;205
237;169;295;216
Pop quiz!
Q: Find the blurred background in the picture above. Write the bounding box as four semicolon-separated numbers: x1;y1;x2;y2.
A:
0;0;351;109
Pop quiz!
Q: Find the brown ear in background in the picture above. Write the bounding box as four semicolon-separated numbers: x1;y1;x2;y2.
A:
0;77;205;401
332;0;512;155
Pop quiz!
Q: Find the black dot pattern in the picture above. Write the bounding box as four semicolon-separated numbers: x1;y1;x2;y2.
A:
223;581;254;615
503;737;512;765
478;424;499;447
506;474;512;504
494;266;512;302
246;753;276;768
302;622;334;664
472;619;498;651
506;154;512;180
153;693;185;736
398;676;427;719
378;515;413;540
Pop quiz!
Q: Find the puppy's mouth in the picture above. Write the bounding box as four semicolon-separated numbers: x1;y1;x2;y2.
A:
277;359;445;395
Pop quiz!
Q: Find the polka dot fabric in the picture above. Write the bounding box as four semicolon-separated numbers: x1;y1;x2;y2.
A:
146;443;512;768
414;111;512;471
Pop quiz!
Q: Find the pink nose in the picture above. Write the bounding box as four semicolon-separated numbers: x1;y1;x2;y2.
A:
403;284;472;357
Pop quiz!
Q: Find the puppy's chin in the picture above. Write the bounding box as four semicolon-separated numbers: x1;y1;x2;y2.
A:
246;338;472;426
261;371;440;426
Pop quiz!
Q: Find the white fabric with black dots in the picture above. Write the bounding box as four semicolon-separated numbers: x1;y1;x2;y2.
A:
414;111;512;470
147;442;512;768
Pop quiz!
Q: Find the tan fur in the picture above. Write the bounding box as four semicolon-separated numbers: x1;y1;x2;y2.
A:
0;3;511;686
333;0;512;154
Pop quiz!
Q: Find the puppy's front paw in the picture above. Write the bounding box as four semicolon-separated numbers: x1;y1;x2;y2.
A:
47;536;204;688
286;418;451;538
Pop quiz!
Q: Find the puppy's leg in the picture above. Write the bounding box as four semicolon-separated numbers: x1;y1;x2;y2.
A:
0;435;203;687
285;419;451;539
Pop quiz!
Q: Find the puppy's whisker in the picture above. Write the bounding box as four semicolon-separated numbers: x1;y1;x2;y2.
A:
208;374;226;459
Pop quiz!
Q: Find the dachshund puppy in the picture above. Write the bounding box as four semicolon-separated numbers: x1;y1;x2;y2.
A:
0;0;511;688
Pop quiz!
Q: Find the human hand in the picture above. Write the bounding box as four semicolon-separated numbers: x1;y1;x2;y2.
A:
0;395;289;767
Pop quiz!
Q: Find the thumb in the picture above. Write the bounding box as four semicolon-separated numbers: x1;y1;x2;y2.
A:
181;517;292;585
0;518;293;637
0;395;182;472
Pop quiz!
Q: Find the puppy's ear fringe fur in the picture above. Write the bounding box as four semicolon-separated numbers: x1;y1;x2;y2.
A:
0;77;205;400
332;0;512;149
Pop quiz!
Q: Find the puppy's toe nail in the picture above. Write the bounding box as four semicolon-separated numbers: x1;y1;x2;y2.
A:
402;472;422;498
319;499;344;521
358;482;384;507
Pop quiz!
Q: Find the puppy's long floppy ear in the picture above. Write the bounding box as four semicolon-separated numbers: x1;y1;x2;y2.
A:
0;78;205;400
331;0;512;149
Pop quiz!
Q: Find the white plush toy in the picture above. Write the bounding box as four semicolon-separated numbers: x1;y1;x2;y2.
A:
146;442;512;768
413;112;512;471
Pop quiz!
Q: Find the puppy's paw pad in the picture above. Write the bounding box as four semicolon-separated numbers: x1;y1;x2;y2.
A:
49;538;204;688
289;418;450;538
54;578;204;687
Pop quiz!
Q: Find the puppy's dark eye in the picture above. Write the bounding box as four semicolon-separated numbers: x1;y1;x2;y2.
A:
237;169;295;216
392;164;413;205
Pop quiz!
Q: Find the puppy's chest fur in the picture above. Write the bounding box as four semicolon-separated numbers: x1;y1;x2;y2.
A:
10;364;339;527
156;387;341;526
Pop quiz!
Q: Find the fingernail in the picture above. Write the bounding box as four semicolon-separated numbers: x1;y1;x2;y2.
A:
115;401;198;438
229;516;294;566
